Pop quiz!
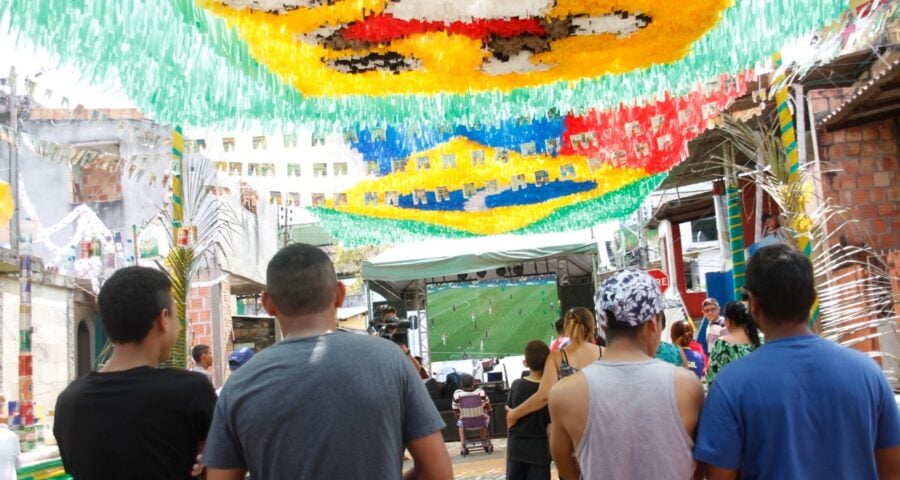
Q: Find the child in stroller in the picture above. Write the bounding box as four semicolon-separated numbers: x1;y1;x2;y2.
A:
451;373;494;456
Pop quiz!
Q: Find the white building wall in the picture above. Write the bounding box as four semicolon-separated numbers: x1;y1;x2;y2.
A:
0;276;73;417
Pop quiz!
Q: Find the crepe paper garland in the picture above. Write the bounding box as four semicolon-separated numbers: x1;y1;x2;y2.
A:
351;72;750;170
3;0;847;131
311;174;666;247
305;73;747;244
201;0;730;96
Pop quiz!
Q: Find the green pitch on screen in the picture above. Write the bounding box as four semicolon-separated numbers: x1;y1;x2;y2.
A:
427;276;560;362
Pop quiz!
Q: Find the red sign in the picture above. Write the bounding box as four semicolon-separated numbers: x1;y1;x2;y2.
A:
648;269;670;293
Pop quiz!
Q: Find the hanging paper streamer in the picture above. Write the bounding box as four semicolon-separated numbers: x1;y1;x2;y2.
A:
309;74;750;245
1;0;848;131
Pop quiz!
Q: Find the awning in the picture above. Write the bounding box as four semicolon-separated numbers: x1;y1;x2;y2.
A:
819;50;900;131
362;231;598;283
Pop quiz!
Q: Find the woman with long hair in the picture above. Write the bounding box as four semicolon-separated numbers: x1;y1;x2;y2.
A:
670;320;707;378
706;301;761;385
505;306;602;428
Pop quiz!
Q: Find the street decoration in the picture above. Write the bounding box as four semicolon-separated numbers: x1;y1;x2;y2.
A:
0;0;849;243
773;52;820;328
2;0;847;130
312;73;752;245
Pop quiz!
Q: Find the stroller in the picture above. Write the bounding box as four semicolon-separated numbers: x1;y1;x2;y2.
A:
455;392;495;456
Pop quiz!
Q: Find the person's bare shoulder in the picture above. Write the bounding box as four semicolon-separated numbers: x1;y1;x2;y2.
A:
672;366;704;435
673;367;703;402
549;373;588;413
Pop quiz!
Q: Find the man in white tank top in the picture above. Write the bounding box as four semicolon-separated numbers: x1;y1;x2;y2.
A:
548;269;704;480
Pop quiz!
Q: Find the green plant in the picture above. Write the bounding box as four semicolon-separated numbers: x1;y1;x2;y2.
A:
158;155;239;369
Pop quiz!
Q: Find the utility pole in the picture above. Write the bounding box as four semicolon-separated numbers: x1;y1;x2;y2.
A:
637;201;648;269
10;67;36;452
280;206;292;247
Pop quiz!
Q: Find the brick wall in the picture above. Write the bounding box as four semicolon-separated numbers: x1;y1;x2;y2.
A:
188;285;213;364
232;316;276;352
814;103;899;251
72;166;123;204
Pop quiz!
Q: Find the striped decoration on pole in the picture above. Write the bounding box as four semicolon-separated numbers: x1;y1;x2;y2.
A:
726;173;747;299
773;52;820;328
171;126;184;233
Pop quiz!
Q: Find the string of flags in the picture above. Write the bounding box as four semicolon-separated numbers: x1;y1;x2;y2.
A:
0;125;175;188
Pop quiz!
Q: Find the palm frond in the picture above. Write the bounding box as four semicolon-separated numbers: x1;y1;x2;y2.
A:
713;114;900;383
158;153;240;368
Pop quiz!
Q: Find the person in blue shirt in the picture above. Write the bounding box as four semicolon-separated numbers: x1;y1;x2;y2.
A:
694;244;900;479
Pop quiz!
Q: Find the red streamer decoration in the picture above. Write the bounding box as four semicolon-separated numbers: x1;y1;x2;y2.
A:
561;72;753;174
341;14;546;43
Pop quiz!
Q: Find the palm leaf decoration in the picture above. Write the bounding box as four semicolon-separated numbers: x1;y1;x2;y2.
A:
713;114;899;383
158;154;240;369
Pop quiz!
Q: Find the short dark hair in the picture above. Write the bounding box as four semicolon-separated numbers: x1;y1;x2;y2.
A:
192;344;210;363
555;317;565;334
604;309;665;342
459;373;475;390
266;244;338;317
746;244;815;324
98;266;173;344
524;339;550;371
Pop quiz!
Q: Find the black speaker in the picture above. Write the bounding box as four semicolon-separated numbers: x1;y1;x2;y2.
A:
557;279;595;316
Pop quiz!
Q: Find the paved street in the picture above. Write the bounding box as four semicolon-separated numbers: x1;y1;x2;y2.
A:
417;438;560;480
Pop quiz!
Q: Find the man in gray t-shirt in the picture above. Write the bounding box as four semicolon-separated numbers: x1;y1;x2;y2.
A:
203;244;452;480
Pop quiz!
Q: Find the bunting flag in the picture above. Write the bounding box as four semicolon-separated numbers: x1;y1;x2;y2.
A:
1;0;847;131
0;125;173;187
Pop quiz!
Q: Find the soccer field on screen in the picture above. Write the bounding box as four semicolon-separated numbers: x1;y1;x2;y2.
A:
427;276;560;362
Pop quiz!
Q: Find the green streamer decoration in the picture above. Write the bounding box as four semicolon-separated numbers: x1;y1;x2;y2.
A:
0;0;848;131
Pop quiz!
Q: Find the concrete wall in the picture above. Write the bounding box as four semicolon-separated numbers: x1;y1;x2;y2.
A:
0;118;170;267
0;274;73;416
213;177;280;285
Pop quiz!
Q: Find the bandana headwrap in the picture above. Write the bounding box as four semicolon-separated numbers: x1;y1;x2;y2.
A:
595;269;664;327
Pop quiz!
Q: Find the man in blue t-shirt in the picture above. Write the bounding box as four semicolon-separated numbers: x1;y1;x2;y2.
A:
694;244;900;479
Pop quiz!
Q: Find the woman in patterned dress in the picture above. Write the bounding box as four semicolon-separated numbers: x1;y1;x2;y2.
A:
706;301;761;385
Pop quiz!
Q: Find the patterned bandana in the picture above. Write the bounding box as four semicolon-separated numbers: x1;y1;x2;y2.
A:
595;269;664;327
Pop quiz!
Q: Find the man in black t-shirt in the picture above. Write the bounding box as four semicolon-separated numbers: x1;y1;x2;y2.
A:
505;339;552;480
54;267;217;480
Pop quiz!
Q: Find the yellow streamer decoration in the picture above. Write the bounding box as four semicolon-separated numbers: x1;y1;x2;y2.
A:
333;137;648;235
200;0;731;97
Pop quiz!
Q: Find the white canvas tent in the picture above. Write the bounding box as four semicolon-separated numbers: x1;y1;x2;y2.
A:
363;230;598;284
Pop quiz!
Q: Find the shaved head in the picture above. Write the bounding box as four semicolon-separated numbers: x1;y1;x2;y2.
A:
266;244;338;317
